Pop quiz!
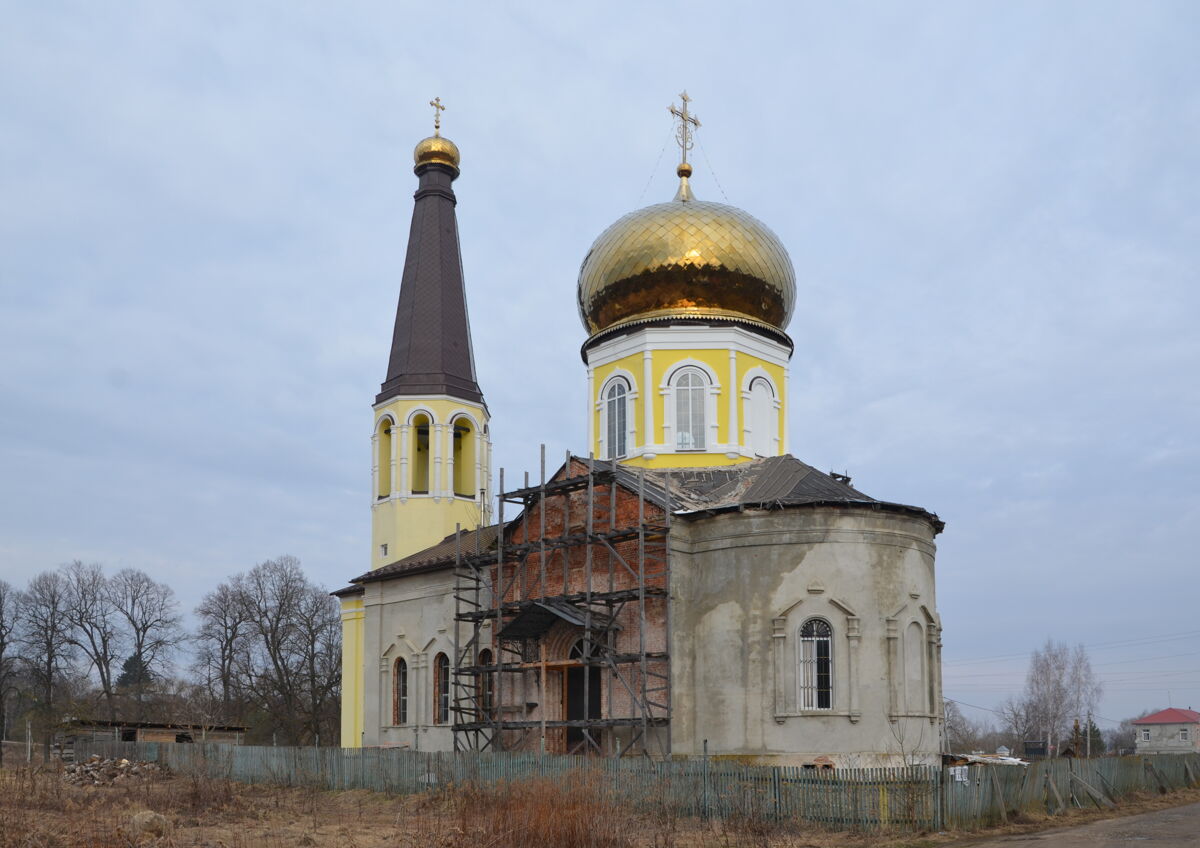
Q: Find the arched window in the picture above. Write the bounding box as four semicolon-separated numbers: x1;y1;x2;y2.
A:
905;622;925;713
434;652;450;725
478;649;494;717
392;657;408;725
410;413;431;494
376;420;393;499
798;618;833;710
604;379;629;459
672;368;708;451
452;416;476;498
747;377;775;457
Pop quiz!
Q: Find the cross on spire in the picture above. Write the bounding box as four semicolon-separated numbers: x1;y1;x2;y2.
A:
668;91;701;165
430;96;445;136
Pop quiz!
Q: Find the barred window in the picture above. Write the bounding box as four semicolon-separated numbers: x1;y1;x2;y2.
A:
392;657;408;725
798;618;833;710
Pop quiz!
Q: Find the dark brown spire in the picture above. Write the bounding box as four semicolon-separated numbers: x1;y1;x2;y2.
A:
377;153;483;405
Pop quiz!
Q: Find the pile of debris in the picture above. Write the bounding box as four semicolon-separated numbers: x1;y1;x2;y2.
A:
63;755;168;786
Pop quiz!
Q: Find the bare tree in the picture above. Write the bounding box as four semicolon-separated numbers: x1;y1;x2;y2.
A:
235;556;341;744
193;575;252;723
109;568;182;718
997;694;1037;753
61;561;124;721
18;571;75;760
1021;639;1101;755
0;580;19;765
294;583;341;744
943;699;1006;754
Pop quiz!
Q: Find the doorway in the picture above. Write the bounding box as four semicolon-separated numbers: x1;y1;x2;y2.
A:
565;640;602;752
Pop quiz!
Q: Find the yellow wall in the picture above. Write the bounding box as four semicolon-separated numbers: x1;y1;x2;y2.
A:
344;395;490;747
339;597;364;748
591;347;787;468
371;396;489;565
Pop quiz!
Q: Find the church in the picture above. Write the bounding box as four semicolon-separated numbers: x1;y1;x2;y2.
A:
336;96;946;766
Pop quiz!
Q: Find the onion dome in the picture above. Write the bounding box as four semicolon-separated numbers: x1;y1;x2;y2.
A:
577;163;795;341
413;134;460;172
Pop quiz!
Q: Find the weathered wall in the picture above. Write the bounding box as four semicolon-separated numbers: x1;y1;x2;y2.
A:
670;505;943;767
360;568;460;751
1136;723;1200;755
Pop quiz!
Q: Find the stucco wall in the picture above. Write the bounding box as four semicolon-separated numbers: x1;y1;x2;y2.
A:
360;568;462;751
670;505;943;767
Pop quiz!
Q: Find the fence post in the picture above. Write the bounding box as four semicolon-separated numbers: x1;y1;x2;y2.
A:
702;739;709;821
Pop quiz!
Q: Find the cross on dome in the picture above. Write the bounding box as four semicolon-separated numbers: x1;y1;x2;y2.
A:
430;96;445;136
668;91;701;166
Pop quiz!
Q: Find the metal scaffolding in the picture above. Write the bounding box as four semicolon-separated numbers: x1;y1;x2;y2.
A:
451;448;671;757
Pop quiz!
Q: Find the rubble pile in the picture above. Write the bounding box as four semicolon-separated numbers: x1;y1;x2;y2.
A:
63;755;167;786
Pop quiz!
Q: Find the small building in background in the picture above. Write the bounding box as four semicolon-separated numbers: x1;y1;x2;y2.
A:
1132;708;1200;755
57;719;247;757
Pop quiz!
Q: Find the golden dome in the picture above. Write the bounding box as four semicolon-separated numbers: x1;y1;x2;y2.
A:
413;134;460;170
577;193;795;338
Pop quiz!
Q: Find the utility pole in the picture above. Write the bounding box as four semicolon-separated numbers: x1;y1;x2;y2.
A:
1086;711;1092;759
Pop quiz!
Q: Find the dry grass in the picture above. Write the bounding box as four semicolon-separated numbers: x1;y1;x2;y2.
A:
1;761;1198;848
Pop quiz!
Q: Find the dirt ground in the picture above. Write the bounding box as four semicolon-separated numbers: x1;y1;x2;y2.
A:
951;801;1200;848
2;761;1199;848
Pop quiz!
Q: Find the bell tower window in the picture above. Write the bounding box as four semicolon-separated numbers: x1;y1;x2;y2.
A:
410;413;431;494
376;421;393;499
672;368;708;451
452;416;476;498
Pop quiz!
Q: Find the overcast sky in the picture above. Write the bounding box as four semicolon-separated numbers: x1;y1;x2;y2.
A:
2;1;1198;729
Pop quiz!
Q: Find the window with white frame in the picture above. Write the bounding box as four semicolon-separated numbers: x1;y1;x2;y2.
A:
798;618;833;710
604;379;629;459
672;368;708;450
1141;728;1151;742
1181;728;1190;742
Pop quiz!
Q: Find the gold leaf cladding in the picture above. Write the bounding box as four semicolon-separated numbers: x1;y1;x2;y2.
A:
578;199;795;336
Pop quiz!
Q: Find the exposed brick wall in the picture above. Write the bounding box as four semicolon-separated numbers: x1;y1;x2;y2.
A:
477;460;670;754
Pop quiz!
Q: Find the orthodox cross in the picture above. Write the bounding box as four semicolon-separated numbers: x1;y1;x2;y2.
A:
430;96;445;136
668;91;701;164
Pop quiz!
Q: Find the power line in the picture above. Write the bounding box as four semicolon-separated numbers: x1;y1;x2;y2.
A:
943;629;1200;666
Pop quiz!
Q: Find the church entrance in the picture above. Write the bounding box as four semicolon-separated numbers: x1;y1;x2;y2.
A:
565;640;602;753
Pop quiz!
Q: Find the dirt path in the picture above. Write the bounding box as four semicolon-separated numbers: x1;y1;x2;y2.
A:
958;800;1200;847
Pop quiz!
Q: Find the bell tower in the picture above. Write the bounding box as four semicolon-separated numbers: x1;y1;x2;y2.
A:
342;101;491;747
371;100;491;564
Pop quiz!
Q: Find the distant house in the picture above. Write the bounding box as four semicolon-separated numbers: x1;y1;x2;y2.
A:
1132;708;1200;755
58;719;246;748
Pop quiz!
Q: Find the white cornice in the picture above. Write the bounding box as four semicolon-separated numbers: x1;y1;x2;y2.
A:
586;326;791;368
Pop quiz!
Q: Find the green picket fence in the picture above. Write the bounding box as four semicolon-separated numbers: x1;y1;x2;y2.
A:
72;740;1200;833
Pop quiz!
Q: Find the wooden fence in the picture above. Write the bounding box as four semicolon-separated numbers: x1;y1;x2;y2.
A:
72;741;1200;833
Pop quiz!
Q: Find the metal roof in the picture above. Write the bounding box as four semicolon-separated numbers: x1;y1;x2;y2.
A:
350;523;502;585
496;600;616;641
376;161;483;405
1132;708;1200;725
